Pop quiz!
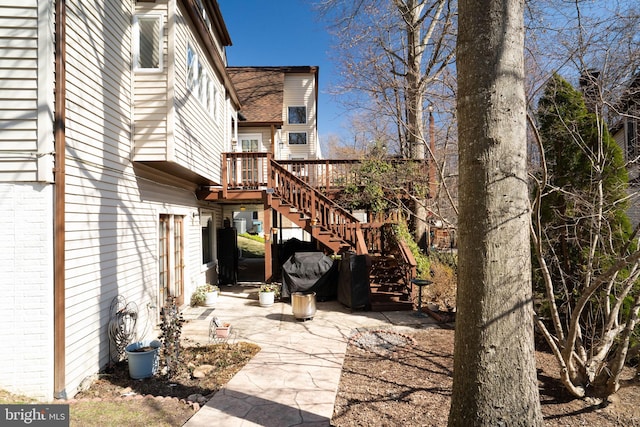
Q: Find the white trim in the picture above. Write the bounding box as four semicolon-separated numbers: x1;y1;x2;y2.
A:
199;209;217;270
37;0;54;182
133;13;164;73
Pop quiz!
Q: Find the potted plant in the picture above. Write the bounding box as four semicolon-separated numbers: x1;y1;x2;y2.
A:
258;283;280;307
191;284;220;307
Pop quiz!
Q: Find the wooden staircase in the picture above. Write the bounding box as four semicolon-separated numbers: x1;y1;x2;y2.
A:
367;255;410;310
199;152;418;311
268;159;368;255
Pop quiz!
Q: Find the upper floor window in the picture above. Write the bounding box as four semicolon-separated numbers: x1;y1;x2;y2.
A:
195;0;213;33
288;106;307;124
186;42;217;119
288;132;307;145
133;14;163;72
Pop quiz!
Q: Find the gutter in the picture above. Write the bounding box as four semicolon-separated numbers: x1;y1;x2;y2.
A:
53;0;67;399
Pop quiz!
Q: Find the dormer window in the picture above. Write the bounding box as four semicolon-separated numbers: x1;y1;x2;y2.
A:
288;106;307;124
133;14;163;72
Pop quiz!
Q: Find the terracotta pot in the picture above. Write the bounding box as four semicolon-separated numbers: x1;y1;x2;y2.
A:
215;323;231;338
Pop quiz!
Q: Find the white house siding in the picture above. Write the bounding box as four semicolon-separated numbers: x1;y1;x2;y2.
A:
0;0;223;400
61;0;222;399
63;0;140;399
132;0;169;161
0;0;54;182
0;0;55;401
282;73;318;160
172;2;224;184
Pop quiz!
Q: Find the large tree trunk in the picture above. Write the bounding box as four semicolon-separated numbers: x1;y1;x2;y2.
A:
449;0;543;425
403;0;428;248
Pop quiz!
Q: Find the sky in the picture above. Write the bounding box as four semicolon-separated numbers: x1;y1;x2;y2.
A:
218;0;346;145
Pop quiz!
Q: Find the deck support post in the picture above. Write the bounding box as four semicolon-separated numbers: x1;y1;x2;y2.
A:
263;191;273;283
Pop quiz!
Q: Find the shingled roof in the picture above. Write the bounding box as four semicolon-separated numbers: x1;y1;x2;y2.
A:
227;66;318;126
227;67;284;125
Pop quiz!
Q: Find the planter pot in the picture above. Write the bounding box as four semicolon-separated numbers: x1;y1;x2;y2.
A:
259;291;275;307
125;340;161;379
204;291;219;307
215;323;231;338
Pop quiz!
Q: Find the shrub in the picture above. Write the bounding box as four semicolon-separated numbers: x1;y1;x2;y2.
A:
159;297;184;378
424;259;457;310
392;220;430;278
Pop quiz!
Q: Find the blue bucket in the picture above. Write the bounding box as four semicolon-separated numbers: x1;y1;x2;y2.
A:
125;340;161;379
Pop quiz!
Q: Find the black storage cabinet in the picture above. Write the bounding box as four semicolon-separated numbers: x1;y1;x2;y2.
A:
337;252;371;310
217;227;238;285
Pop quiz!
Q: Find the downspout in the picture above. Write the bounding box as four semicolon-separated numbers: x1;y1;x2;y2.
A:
54;0;67;399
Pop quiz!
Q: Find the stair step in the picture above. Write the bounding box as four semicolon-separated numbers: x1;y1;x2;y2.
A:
369;299;414;312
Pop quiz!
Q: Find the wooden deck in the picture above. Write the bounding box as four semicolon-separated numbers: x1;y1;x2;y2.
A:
197;152;419;311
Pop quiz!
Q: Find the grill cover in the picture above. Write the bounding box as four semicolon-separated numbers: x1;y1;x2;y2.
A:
281;252;338;300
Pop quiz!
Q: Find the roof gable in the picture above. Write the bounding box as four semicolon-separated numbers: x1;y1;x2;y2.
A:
227;67;285;124
227;66;318;125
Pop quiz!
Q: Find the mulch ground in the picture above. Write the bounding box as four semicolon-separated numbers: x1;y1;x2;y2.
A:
331;327;640;426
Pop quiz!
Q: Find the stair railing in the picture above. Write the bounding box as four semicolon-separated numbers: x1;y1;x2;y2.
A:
269;158;368;254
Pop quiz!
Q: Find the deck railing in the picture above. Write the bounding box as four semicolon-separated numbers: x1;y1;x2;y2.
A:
276;159;361;191
269;159;368;254
222;153;427;194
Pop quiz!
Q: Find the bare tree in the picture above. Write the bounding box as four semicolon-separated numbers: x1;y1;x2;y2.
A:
315;0;456;248
449;0;543;424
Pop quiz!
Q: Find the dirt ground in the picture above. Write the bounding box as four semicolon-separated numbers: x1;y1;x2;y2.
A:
69;327;640;426
332;327;640;426
71;342;260;426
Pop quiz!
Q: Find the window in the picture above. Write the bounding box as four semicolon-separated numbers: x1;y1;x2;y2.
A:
288;132;307;145
134;15;163;72
288;106;307;124
187;44;197;90
241;138;259;152
211;85;218;117
201;212;215;265
186;42;218;119
195;0;213;33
